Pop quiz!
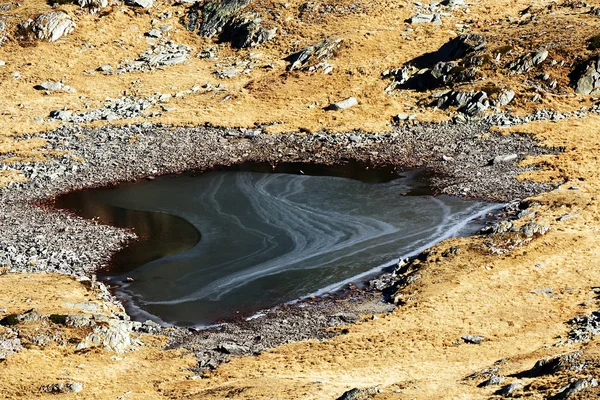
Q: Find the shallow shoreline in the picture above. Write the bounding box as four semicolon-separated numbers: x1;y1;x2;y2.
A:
0;119;555;371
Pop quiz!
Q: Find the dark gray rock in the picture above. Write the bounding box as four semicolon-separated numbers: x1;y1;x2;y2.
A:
186;0;251;38
574;55;600;95
436;90;489;116
0;20;7;47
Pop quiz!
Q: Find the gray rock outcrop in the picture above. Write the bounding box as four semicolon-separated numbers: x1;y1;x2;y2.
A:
25;11;76;43
574;55;600;95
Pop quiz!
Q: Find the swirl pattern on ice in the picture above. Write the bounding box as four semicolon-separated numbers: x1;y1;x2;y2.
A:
67;171;497;326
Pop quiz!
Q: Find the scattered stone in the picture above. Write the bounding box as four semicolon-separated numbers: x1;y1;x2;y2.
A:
226;17;276;48
0;20;7;47
496;90;515;107
288;38;343;73
76;0;108;12
496;382;522;396
408;13;435;23
531;288;553;294
462;334;485;344
436;90;489;116
567;310;600;343
479;375;505;387
509;49;548;74
184;0;251;38
41;382;83;394
145;28;162;38
492;154;518;164
526;352;583;377
77;319;132;353
0;60;5;67
97;64;113;74
23;11;76;43
126;0;154;8
34;81;76;93
519;221;549;237
327;97;358;111
217;342;249;355
0;337;23;361
574;55;600;95
337;387;380;400
112;41;190;74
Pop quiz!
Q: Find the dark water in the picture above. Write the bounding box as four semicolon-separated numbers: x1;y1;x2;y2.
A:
55;165;499;327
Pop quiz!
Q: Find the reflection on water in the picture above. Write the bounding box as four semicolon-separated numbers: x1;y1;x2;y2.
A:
55;165;497;327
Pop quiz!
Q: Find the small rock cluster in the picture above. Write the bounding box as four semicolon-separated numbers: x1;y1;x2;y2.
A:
41;382;83;394
49;86;200;123
104;40;191;75
288;38;343;74
76;0;109;13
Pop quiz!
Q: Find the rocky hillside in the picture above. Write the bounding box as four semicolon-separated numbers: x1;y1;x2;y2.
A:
0;0;599;166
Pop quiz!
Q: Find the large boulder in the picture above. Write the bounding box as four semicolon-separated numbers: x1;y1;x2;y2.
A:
26;11;76;43
574;55;600;95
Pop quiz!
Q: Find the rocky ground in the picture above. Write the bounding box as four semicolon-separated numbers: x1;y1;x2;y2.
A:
2;0;600;399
